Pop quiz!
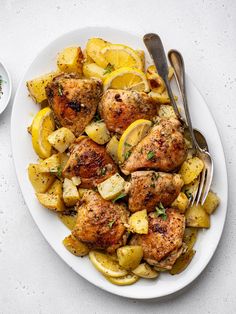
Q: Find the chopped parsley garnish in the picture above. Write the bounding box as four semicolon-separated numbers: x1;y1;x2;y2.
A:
150;183;155;188
124;150;132;160
147;151;155;160
155;202;167;221
56;166;62;178
58;84;63;96
108;220;115;228
185;190;192;199
103;63;114;75
100;167;107;176
112;193;126;203
94;113;101;121
124;142;132;147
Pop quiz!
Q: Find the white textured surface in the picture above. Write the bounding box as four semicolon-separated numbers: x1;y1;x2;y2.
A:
0;0;235;313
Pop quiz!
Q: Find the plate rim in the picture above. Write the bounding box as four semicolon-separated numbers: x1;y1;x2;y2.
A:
10;26;228;299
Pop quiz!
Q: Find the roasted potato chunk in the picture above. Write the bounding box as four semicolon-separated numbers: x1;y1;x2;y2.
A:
185;204;210;228
169;249;196;275
47;179;63;197
183;227;198;251
203;191;220;214
27;71;59;103
106;135;119;163
63;234;89;256
149;91;177;104
117;245;143;270
85;120;111;145
36;193;64;212
86;38;109;68
28;164;55;193
172;192;189;213
37;153;61;173
132;263;159;279
179;157;204;184
63;178;80;207
83;62;108;81
47;127;75;153
158;104;177;119
57;47;83;73
128;209;148;234
97;173;126;200
58;210;78;230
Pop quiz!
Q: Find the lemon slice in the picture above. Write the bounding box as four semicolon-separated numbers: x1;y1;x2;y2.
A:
89;250;128;278
31;107;55;158
103;67;149;92
105;273;139;286
117;119;152;163
101;44;143;70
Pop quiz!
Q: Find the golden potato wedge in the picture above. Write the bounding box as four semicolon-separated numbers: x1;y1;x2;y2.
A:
85;120;111;145
36;193;65;212
47;179;63;197
63;234;89;256
203;191;220;214
78;188;90;198
58;152;69;171
27;71;59;103
183;227;198;251
37;153;61;173
149;91;178;104
97;173;126;200
58;210;78;230
185;204;210;228
117;245;143;270
71;176;81;186
83;62;108;81
158;104;177;119
28;163;55;193
57;47;83;74
47;127;75;153
86;38;109;68
128;209;148;234
179;157;204;184
63;178;80;207
169;249;196;275
172;192;189;213
106;135;119;163
132;263;159;279
182;178;200;201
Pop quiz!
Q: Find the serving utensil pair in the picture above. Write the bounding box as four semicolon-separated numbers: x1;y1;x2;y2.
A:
143;33;213;205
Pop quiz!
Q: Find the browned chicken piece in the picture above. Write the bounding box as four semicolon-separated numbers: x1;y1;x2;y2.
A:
130;209;185;267
46;73;103;136
128;171;184;212
99;89;158;134
72;190;129;253
121;117;187;174
62;137;117;188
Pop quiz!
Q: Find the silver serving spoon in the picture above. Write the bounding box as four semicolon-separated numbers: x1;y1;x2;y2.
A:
143;33;213;204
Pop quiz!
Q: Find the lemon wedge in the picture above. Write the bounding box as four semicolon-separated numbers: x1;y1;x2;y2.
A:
101;44;143;70
117;119;152;163
103;67;149;92
31;107;55;158
105;273;139;286
89;250;128;278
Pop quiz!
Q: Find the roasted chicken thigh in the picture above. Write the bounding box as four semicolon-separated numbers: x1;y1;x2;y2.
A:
128;171;184;212
122;117;187;174
62;137;117;188
72;190;129;253
99;89;158;134
46;73;103;136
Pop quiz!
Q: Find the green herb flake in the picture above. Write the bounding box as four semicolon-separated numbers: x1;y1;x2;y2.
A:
100;167;107;176
124;142;132;147
185;190;192;199
150;183;155;188
94;113;101;122
124;150;132;160
57;166;62;178
108;220;115;228
147;151;155;160
103;63;115;75
58;84;63;96
112;193;126;203
155;202;167;221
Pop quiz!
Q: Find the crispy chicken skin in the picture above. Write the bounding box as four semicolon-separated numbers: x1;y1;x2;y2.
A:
99;89;158;134
62;137;117;188
128;171;184;212
122;117;187;174
130;209;185;267
46;74;103;136
72;190;129;253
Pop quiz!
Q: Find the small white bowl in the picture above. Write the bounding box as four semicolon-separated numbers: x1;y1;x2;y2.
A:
0;60;12;114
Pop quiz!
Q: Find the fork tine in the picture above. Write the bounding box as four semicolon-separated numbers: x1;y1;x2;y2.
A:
190;178;199;207
200;159;214;205
195;167;206;205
